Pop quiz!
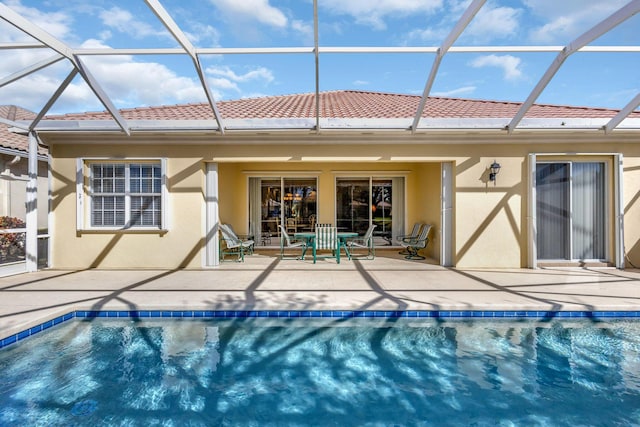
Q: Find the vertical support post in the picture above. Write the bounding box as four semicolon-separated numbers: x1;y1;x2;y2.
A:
440;162;453;267
614;154;624;269
205;162;219;267
527;153;537;269
26;131;38;272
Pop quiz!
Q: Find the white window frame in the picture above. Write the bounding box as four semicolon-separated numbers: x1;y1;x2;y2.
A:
76;158;168;231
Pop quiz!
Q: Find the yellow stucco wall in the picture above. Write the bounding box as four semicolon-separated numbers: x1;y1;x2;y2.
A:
410;163;441;261
623;151;640;268
50;144;207;269
46;134;640;269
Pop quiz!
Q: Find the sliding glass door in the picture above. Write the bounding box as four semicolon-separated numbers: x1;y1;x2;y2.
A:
336;177;403;246
336;178;370;234
249;177;317;245
536;162;606;261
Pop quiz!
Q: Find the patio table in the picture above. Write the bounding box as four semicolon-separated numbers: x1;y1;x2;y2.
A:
294;231;358;261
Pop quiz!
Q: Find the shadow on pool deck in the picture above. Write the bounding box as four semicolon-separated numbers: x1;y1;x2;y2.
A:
1;248;640;338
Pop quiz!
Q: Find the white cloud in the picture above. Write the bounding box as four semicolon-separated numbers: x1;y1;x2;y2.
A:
405;27;449;43
322;0;443;30
353;80;370;86
470;54;523;81
209;0;287;28
204;65;275;96
98;30;113;41
404;1;521;44
0;38;208;112
76;40;206;106
466;5;521;41
207;77;240;92
99;7;170;40
523;0;630;43
291;19;314;40
2;0;74;42
184;23;221;47
432;86;477;97
206;66;274;84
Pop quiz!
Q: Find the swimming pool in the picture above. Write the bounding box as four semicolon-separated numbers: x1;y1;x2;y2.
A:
1;316;639;426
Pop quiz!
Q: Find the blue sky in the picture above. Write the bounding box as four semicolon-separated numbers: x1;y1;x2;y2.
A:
0;0;638;114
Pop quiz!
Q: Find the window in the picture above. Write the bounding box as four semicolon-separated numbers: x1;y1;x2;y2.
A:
88;161;163;229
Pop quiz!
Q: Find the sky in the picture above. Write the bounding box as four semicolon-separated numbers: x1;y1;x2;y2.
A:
0;0;638;115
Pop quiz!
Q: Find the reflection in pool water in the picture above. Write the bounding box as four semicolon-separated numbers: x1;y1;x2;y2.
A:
1;318;639;426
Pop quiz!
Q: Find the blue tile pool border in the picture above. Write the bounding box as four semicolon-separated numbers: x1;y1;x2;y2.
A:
2;309;640;349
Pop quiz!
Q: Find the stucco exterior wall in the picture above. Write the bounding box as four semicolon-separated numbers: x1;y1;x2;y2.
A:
619;146;640;268
45;133;640;270
0;153;49;231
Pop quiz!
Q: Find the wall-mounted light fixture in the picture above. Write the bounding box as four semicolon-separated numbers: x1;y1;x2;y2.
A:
489;160;501;184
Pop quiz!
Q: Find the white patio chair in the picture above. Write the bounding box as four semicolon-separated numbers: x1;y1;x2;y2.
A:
278;225;308;259
219;223;254;262
314;225;340;263
397;222;424;255
347;224;377;260
400;224;432;260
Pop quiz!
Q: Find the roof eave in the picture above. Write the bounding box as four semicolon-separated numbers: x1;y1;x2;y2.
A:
32;117;640;134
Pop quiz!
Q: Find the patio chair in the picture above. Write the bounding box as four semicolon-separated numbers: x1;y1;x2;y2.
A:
314;224;340;263
278;225;308;259
219;223;254;262
228;223;254;254
286;217;297;234
400;224;432;260
397;222;424;255
347;224;377;260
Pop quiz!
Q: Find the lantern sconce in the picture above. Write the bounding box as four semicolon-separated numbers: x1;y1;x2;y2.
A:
489;160;501;185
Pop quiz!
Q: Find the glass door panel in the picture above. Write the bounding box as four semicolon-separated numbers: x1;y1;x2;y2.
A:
536;162;606;261
372;179;393;246
260;179;281;240
283;178;317;233
336;178;370;234
537;163;570;260
572;163;605;260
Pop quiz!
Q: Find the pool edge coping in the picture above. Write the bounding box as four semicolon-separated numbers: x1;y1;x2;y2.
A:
3;308;640;349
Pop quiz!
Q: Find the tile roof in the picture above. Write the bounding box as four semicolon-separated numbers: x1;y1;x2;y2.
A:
0;106;47;156
44;90;640;122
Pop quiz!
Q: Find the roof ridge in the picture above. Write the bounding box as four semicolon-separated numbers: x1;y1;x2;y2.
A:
0;105;37;120
42;90;638;121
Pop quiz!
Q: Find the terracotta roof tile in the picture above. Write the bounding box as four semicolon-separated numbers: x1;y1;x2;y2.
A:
0;106;47;156
0;105;37;121
43;90;640;122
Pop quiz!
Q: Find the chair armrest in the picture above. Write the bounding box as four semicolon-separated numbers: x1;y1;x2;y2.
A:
401;236;418;244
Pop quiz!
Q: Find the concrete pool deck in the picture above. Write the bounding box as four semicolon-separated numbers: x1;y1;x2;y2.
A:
1;249;640;339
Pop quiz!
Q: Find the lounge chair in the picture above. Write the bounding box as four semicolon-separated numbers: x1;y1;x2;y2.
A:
400;224;432;260
397;222;424;255
347;224;377;259
219;223;254;262
278;225;308;259
314;224;340;263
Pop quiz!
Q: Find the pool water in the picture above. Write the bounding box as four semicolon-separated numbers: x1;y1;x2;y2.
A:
1;318;639;426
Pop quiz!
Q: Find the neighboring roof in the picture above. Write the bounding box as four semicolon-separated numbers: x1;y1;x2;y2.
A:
44;90;640;122
0;105;47;156
0;105;37;121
